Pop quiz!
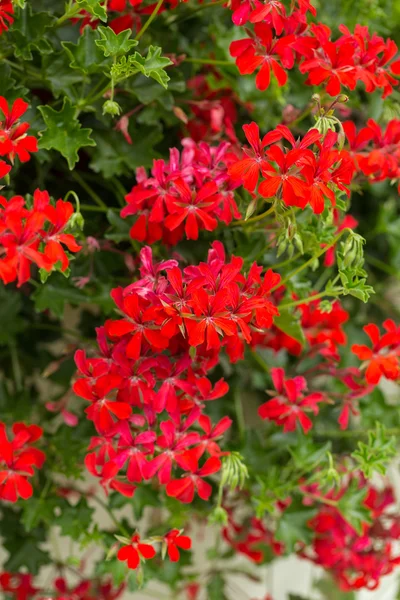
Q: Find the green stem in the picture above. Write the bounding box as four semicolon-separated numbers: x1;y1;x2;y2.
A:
366;254;400;280
80;204;118;212
316;427;400;438
70;172;107;209
272;252;302;271
232;204;275;226
8;341;22;392
249;349;270;374
171;0;225;24
184;57;235;66
111;177;128;207
278;290;340;310
272;228;349;292
90;494;130;537
135;0;164;40
56;3;82;26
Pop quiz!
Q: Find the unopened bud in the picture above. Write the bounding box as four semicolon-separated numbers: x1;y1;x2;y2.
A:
102;100;122;117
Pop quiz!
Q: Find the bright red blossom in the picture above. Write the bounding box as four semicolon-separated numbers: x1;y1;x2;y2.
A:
0;422;45;503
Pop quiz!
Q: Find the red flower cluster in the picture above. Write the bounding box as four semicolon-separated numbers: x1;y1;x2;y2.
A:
0;573;125;600
0;188;82;287
121;139;242;243
73;244;279;501
229;3;400;97
223;504;284;562
0;422;45;503
303;483;400;591
344;119;400;190
352;320;400;385
253;297;349;359
117;530;191;570
258;367;327;433
0;97;38;164
0;0;13;36
229;123;353;214
185;74;244;143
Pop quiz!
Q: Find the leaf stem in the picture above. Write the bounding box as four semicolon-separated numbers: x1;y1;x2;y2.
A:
184;57;235;66
135;0;164;40
272;228;350;292
278;290;340;310
8;341;22;392
231;204;275;226
70;171;107;209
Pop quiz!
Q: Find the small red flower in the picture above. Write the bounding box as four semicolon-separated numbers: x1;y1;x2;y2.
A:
0;422;45;503
0;0;14;35
117;534;156;570
258;367;326;433
164;529;192;561
0;97;38;163
351;320;400;385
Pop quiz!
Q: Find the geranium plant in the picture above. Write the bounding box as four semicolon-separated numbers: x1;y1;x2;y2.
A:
0;0;400;598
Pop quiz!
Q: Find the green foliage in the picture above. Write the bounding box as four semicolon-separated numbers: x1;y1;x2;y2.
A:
111;46;173;89
207;573;227;600
38;97;96;169
95;26;138;57
352;422;397;477
62;27;109;75
337;480;372;534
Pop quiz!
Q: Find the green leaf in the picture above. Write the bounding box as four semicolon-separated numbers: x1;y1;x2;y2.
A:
76;0;107;20
33;278;115;318
274;311;306;346
207;573;227;600
275;505;316;552
352;422;396;478
111;46;172;89
58;498;94;540
43;52;83;100
1;508;51;574
21;496;59;532
89;127;162;178
289;437;331;471
10;7;55;60
95;26;138;57
62;27;109;75
0;63;28;101
337;480;372;534
314;574;355;600
0;287;26;344
38;97;96;169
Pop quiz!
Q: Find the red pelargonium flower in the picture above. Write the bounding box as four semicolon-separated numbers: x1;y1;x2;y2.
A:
258;367;326;433
0;189;82;287
165;179;221;240
166;453;221;503
228;122;271;191
117;534;156;570
0;0;13;35
0;422;45;503
230;23;296;92
164;529;192;561
351;320;400;385
0;97;38;163
300;40;357;96
259;145;309;207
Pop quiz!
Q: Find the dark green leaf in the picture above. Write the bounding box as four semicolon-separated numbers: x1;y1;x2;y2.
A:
62;27;109;75
38;97;96;169
10;7;55;60
207;573;227;600
337;480;372;534
274;311;306;346
95;26;138;57
58;498;94;540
